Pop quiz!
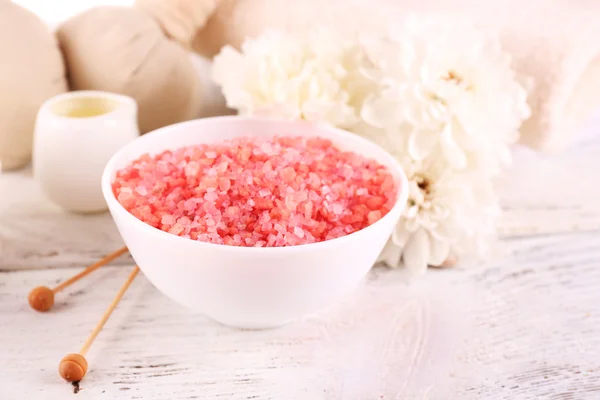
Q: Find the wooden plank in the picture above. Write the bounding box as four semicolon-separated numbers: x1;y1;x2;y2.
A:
1;265;472;399
497;124;600;237
455;231;600;399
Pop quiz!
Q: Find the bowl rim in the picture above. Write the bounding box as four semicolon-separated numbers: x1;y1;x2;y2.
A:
102;116;409;254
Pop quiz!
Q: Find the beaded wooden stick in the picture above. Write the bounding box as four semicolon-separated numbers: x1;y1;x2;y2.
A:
28;246;129;312
59;265;140;383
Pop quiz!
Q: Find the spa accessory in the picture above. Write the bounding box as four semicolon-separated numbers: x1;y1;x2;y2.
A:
101;116;408;328
56;6;202;134
28;246;129;312
33;91;140;213
0;1;67;171
59;266;139;383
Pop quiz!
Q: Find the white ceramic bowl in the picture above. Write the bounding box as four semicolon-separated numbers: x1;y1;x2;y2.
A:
102;116;408;329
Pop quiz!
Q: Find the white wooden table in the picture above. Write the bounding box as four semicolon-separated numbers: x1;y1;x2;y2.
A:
1;116;599;399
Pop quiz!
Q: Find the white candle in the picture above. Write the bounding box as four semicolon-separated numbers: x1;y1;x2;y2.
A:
33;90;139;213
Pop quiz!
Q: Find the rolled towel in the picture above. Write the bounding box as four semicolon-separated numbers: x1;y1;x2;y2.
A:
136;0;600;151
391;0;600;151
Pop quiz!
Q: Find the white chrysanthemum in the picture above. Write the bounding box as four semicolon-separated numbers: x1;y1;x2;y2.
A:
360;15;531;176
378;158;501;273
212;29;374;129
212;21;531;272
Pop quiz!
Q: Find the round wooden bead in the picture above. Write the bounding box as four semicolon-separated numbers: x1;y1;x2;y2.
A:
59;353;88;382
28;286;54;312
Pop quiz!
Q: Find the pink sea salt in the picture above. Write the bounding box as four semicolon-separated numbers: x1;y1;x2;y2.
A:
112;136;398;247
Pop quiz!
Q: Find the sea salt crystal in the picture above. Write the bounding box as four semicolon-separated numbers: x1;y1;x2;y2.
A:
135;186;148;196
368;210;382;224
260;142;274;155
216;162;229;173
331;203;344;216
199;176;218;191
112;135;398;247
218;177;231;191
161;215;174;225
204;191;218;202
184;161;199;178
293;226;305;238
366;196;385;210
280;167;296;183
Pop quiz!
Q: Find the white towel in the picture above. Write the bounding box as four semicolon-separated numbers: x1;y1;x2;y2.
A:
392;0;600;151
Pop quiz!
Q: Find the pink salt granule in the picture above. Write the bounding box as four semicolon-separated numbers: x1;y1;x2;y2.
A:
112;136;398;247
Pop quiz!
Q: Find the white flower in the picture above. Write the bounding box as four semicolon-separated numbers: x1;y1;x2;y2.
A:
212;29;374;129
212;20;532;273
360;15;531;176
378;158;501;273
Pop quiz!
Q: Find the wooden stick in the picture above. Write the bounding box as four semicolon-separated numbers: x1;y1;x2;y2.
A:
59;265;140;383
53;246;129;293
80;265;139;355
28;246;129;312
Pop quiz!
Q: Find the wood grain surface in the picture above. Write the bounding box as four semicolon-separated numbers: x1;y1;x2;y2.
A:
1;230;598;399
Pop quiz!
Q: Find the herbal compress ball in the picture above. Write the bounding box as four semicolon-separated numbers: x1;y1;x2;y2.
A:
0;1;67;170
57;6;201;134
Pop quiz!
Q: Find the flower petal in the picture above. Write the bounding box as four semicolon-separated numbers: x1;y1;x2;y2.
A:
429;218;459;242
377;239;403;267
408;130;437;161
428;234;450;266
440;123;468;169
392;222;413;246
404;204;419;219
403;215;420;232
360;90;404;128
402;228;430;273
